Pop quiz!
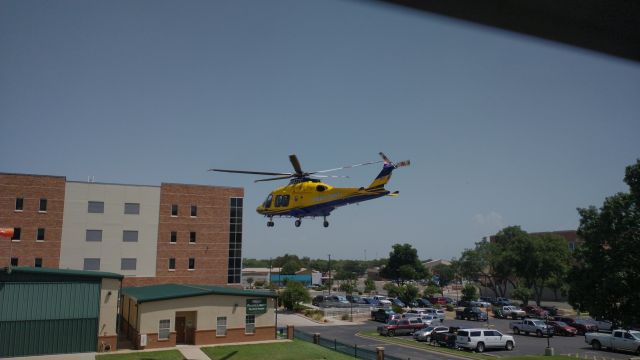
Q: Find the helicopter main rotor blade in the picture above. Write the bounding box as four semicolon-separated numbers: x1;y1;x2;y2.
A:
209;169;292;176
289;154;304;175
310;175;350;179
310;160;383;174
254;175;294;183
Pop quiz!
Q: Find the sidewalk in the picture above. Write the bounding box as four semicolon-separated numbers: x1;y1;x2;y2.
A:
177;345;209;360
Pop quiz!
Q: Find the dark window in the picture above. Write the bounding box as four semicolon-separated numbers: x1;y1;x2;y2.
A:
88;201;104;213
121;258;137;270
228;197;243;283
171;204;178;216
86;230;103;242
188;258;195;270
470;331;482;337
123;230;138;242
39;198;47;212
83;258;100;271
191;205;197;217
169;258;176;270
124;203;140;215
275;195;282;207
170;231;177;243
11;228;21;240
282;195;290;206
263;194;272;208
190;231;196;243
10;258;18;266
614;332;622;338
15;198;23;211
34;258;42;268
316;185;326;192
37;228;45;241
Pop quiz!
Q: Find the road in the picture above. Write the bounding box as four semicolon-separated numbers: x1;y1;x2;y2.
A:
281;312;635;360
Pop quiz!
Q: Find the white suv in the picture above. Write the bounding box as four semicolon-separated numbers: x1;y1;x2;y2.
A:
456;329;515;353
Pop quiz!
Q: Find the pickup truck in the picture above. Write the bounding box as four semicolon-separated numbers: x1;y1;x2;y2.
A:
509;319;554;337
371;308;397;323
585;329;640;354
494;306;526;319
377;318;425;336
456;307;488;321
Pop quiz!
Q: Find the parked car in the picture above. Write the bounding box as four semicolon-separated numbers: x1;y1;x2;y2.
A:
318;295;350;308
456;300;471;308
455;307;488;321
470;299;492;308
371;308;397;322
495;297;512;306
413;325;449;342
346;294;365;304
434;327;460;348
429;296;447;305
548;320;578;336
416;298;432;307
541;305;559;317
422;308;446;322
391;298;407;308
370;295;392;307
509;319;554;337
585;329;640;354
522;305;548;318
554;316;598;335
377;318;425;336
493;305;526;319
456;328;515;353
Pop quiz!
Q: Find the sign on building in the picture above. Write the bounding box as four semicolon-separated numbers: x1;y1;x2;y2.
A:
246;298;267;315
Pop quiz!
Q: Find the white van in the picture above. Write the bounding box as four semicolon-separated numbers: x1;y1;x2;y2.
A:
456;329;515;353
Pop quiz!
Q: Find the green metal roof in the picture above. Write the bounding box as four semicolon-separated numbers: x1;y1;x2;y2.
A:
3;266;124;280
122;284;277;303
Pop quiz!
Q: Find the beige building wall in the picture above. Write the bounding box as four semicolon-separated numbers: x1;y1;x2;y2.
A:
60;182;160;276
137;294;276;333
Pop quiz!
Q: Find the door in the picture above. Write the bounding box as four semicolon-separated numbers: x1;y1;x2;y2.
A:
175;317;186;344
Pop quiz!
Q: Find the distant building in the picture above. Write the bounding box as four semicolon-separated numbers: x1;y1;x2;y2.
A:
489;229;582;252
241;267;281;288
1;172;244;287
422;259;452;270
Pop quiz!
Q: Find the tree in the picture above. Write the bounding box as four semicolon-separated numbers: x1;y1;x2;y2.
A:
364;279;376;294
568;160;640;328
280;281;310;311
432;263;455;286
380;243;427;283
383;282;401;298
281;261;300;275
512;285;532;305
423;285;441;298
398;284;420;305
246;277;254;289
461;284;477;301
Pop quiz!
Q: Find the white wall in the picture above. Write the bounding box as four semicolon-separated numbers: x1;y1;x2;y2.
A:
60;182;160;277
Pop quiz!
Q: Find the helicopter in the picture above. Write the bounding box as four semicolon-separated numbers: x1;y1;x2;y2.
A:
209;152;409;228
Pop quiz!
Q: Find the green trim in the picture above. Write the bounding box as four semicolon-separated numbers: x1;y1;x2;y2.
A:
5;266;124;280
122;284;277;303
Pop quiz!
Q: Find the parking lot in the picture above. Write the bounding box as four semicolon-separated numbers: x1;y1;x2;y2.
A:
297;312;635;360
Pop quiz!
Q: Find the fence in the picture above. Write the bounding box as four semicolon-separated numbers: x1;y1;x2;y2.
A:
293;328;408;360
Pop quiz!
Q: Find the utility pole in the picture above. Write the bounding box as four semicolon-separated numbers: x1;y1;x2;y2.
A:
328;254;331;295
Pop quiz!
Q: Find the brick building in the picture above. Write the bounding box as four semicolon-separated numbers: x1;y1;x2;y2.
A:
0;173;243;287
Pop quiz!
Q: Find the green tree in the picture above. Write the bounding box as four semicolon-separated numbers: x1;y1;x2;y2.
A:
423;285;442;298
432;263;455;286
461;284;477;301
568;160;640;327
364;279;376;294
380;243;427;283
512;285;532;305
281;261;301;275
383;282;401;298
398;284;419;305
280;281;310;311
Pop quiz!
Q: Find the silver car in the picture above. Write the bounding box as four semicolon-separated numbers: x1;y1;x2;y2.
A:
413;325;449;342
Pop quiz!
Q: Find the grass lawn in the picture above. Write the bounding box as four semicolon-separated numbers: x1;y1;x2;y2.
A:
202;340;356;360
95;349;185;360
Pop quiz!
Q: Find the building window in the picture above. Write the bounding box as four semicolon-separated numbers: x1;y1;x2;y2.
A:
228;197;243;284
10;258;18;266
189;231;196;243
123;230;139;242
11;227;21;241
34;258;43;268
39;198;47;212
88;201;104;213
158;319;170;340
124;203;140;215
171;204;178;216
245;315;255;334
15;198;23;211
216;317;227;336
83;258;100;271
86;230;103;242
191;205;197;217
170;231;177;243
37;228;45;241
188;258;195;270
168;258;176;271
121;258;137;270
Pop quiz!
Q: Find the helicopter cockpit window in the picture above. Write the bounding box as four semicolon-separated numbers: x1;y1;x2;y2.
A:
263;194;273;208
282;195;290;207
316;185;326;192
275;195;282;207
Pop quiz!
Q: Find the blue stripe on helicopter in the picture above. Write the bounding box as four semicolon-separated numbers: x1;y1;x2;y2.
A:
263;191;389;218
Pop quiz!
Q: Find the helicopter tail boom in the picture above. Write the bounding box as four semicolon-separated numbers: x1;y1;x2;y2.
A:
366;152;410;189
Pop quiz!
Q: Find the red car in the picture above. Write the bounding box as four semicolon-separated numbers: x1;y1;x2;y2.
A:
548;321;578;336
522;305;549;318
429;296;447;305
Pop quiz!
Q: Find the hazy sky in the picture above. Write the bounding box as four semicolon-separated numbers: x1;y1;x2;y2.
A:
1;1;639;261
